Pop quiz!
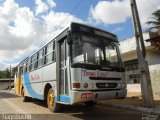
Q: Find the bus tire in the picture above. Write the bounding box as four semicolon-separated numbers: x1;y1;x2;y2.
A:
22;88;31;102
47;88;61;112
84;101;97;106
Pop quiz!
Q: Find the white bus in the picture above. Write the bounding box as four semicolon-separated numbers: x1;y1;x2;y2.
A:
15;22;127;112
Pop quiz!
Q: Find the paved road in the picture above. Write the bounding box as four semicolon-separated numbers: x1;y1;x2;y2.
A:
0;90;147;120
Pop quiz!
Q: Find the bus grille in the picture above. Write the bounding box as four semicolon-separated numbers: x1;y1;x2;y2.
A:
96;83;117;89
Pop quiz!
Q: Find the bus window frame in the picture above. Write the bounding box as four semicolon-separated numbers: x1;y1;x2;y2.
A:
70;32;122;67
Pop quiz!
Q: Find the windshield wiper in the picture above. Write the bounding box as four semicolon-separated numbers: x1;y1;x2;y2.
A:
99;59;111;66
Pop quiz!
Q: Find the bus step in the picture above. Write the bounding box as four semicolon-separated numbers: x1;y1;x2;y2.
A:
56;101;70;105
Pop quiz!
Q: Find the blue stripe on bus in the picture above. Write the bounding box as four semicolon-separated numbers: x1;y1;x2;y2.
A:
55;96;71;103
23;73;43;100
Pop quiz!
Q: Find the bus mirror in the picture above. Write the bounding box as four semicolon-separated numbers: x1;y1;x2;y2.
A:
67;31;72;45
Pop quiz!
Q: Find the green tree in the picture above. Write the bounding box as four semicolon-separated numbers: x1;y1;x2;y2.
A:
0;71;5;78
0;68;11;78
146;9;160;30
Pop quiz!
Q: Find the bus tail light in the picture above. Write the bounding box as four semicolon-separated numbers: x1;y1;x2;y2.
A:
73;83;81;88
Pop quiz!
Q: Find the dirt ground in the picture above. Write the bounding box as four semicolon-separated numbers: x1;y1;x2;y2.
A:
98;92;160;108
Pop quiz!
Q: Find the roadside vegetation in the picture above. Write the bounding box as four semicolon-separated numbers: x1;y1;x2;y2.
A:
0;67;17;78
146;9;160;31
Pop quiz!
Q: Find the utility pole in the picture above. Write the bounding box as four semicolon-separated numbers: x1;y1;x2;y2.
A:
9;65;12;91
130;0;155;107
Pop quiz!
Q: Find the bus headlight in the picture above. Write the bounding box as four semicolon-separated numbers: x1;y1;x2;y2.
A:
117;83;122;88
90;83;94;88
121;83;125;88
117;83;125;88
83;83;88;88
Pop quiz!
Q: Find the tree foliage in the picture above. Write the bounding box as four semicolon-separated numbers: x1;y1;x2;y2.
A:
0;68;10;78
0;67;17;78
146;9;160;30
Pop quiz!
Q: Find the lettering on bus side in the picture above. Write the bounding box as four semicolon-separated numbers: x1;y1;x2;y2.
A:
85;71;96;77
97;71;108;78
31;74;40;81
82;70;108;78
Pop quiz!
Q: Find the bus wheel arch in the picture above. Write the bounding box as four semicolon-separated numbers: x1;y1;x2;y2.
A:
21;86;24;96
44;83;52;102
21;86;31;102
44;84;61;112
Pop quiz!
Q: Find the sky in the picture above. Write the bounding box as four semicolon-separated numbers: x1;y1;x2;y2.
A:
0;0;160;70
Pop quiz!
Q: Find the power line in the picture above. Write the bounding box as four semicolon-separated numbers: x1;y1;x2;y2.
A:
148;0;158;11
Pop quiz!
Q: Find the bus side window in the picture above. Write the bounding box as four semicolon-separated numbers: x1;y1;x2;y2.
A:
23;64;25;74
29;60;32;72
38;49;44;68
25;59;28;73
27;58;31;72
43;41;56;65
52;51;55;62
31;55;35;71
22;60;27;74
20;66;23;76
46;42;53;64
46;53;52;64
48;41;53;53
53;41;55;62
44;46;48;65
34;53;38;69
53;41;55;50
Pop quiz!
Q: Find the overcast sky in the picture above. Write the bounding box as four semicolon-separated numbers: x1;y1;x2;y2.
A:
0;0;160;70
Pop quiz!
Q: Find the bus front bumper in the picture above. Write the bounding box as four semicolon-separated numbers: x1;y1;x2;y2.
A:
70;89;127;104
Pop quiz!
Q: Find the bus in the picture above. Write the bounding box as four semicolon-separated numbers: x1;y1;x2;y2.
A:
14;22;127;112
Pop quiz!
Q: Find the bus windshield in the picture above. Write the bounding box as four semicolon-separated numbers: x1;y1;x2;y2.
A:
72;33;122;67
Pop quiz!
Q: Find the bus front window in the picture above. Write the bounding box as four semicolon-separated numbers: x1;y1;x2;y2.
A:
72;34;121;67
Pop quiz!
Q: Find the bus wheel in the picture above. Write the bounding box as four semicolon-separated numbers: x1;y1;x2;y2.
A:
84;101;97;106
22;88;31;102
47;88;61;112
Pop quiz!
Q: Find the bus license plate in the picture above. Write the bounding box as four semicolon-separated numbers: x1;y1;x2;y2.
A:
81;93;93;99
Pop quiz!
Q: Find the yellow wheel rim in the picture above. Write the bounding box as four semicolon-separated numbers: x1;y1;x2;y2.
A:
48;90;54;107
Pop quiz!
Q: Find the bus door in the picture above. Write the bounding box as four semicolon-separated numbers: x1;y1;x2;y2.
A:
56;39;69;102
